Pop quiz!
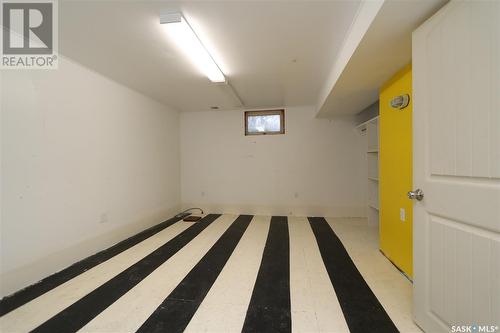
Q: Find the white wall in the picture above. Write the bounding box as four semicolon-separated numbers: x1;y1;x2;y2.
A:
180;106;366;217
0;56;181;297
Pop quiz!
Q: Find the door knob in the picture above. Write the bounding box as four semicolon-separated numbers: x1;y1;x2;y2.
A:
408;189;424;201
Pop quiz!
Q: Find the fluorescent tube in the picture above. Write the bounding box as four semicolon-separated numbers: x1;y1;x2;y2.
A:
161;13;226;83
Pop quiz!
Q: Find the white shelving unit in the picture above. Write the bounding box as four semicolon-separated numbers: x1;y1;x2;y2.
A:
356;117;379;225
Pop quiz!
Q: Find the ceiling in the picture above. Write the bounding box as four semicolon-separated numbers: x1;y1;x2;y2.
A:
316;0;447;117
59;0;361;112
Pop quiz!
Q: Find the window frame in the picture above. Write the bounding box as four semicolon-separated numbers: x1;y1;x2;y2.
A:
244;109;285;136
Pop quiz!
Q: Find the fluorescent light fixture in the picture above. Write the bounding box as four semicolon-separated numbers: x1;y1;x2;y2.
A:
160;13;225;83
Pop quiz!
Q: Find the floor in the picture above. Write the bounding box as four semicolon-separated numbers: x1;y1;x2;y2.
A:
0;214;422;333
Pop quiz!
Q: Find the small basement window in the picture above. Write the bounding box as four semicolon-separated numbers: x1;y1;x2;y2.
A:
245;109;285;135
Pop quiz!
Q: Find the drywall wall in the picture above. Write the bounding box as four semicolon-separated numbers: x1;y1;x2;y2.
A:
0;56;181;297
379;64;413;277
180;106;366;217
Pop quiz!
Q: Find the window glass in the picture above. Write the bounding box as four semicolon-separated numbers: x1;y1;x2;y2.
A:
247;114;281;133
245;110;284;135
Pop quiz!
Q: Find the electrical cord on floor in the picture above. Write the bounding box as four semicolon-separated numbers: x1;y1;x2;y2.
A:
175;208;204;219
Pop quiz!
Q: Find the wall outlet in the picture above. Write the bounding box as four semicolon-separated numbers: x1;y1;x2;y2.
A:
400;208;406;222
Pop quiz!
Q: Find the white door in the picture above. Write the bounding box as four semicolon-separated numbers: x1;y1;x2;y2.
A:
412;1;500;332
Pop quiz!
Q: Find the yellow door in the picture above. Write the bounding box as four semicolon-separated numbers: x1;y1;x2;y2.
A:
379;64;413;278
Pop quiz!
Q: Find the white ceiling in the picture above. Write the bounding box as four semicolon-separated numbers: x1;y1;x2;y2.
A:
59;0;361;112
316;0;447;117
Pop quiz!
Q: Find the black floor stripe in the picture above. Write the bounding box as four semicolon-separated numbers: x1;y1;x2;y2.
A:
242;216;291;333
137;214;253;333
308;217;399;333
0;215;183;317
30;214;221;333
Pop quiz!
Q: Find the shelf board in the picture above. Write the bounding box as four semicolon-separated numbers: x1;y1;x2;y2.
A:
368;204;380;211
355;116;379;136
355;124;367;136
367;149;379;153
368;177;379;181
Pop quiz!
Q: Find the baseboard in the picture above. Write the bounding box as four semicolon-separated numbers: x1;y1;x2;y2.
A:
180;203;366;218
0;204;181;298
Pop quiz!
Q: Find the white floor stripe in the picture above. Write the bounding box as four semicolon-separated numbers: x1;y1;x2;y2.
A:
0;221;190;333
78;214;238;333
326;218;421;333
183;215;271;333
288;216;350;333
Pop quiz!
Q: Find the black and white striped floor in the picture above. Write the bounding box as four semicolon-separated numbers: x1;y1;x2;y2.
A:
0;214;412;333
